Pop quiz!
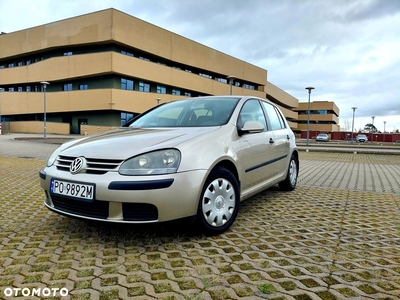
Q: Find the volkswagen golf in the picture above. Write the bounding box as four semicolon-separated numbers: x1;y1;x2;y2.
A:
39;96;299;235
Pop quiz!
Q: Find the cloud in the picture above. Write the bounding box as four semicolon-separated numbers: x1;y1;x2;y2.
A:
0;0;399;131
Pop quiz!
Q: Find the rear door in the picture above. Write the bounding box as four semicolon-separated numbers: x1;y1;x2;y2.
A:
261;101;291;179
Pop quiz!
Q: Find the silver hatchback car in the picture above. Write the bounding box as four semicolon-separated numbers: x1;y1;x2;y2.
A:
40;96;299;234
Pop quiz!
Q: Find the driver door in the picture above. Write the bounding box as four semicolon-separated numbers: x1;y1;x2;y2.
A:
237;99;276;195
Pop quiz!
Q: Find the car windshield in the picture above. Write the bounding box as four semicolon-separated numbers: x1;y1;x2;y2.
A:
130;97;240;128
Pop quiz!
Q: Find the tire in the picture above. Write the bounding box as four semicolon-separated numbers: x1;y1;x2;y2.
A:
196;167;240;235
278;154;299;191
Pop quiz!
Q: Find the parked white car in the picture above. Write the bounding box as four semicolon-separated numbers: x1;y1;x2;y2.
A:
316;133;329;142
356;134;368;142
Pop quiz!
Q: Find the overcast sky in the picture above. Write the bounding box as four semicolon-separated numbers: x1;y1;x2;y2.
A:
1;0;399;132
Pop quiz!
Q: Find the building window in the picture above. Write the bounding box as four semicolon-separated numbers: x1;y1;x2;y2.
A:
9;87;14;92
64;52;73;56
199;73;212;79
63;83;73;91
79;84;88;90
157;85;166;94
139;81;150;92
26;86;31;92
216;78;228;84
172;88;181;95
18;87;23;92
26;59;31;65
243;83;255;90
184;92;192;97
17;61;23;66
139;56;150;62
121;112;134;126
8;63;14;68
121;50;134;57
121;78;134;90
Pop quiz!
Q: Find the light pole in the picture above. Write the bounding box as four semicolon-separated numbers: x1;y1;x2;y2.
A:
0;88;4;134
40;81;50;138
305;87;315;145
383;121;386;142
351;107;357;144
227;75;237;95
371;116;375;143
0;87;3;135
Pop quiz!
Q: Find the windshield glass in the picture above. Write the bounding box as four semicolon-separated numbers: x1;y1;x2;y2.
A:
130;97;240;128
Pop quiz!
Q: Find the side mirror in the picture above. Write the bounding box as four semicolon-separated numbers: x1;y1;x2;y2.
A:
238;120;264;135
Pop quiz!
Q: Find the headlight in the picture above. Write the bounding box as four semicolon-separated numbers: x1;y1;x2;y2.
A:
119;149;181;175
46;150;59;167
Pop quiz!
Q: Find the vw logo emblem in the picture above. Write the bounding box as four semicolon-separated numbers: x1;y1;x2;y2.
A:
70;157;86;174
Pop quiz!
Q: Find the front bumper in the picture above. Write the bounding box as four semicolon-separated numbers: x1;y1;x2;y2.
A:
40;168;208;223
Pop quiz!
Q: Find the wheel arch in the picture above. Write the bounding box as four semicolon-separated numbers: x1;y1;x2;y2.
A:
212;159;240;190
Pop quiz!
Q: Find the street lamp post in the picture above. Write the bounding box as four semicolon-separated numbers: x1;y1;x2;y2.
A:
227;75;237;95
351;107;357;144
0;87;3;135
383;121;386;142
371;116;375;143
305;87;315;146
40;82;50;138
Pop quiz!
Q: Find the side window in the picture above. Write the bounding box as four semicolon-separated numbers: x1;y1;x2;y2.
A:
262;102;285;130
238;100;267;130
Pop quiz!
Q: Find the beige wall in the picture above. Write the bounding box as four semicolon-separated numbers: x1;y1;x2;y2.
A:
111;9;266;85
80;124;117;135
0;10;113;58
9;121;69;134
265;81;298;109
297;113;340;124
296;101;339;115
1;9;267;88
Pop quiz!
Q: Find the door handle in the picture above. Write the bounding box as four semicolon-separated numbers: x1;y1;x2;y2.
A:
269;138;274;144
287;135;290;140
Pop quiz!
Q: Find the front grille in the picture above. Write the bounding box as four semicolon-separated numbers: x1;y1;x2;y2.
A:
51;195;109;219
55;155;123;174
122;203;158;221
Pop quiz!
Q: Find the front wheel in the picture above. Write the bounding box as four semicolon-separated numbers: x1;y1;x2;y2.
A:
278;154;299;191
196;167;240;235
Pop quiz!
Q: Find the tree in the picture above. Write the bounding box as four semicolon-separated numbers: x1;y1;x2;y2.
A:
364;123;377;132
342;118;351;131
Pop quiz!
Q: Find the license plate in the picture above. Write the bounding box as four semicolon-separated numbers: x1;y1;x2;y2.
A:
50;179;95;201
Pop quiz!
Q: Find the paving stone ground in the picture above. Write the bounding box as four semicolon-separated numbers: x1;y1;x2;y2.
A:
0;135;400;299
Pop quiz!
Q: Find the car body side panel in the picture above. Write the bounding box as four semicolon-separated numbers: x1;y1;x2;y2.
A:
237;130;276;192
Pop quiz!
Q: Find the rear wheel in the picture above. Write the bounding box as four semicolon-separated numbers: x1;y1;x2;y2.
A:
196;167;240;235
278;154;299;191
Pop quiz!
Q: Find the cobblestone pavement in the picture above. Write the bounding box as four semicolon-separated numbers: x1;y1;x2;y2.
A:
0;135;400;299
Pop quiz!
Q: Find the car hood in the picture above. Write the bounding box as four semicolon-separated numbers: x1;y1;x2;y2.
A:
57;127;219;159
